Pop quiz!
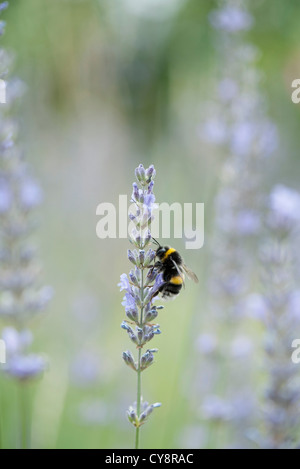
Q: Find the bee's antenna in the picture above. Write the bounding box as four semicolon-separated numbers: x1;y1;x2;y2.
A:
152;237;160;246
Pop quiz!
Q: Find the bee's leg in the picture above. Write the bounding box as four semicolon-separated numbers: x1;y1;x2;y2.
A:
145;262;161;279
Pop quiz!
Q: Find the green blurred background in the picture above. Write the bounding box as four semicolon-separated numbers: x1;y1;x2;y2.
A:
1;0;300;449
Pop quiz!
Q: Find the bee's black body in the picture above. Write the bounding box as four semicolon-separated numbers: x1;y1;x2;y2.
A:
154;246;184;299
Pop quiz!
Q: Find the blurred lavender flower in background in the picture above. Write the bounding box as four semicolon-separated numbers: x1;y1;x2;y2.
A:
0;2;52;383
2;327;46;380
202;0;278;319
0;1;52;449
268;185;300;233
194;0;300;450
257;186;300;448
209;4;253;33
194;0;280;448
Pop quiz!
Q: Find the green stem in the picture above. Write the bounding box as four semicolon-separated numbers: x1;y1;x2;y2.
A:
135;266;144;450
19;383;30;450
135;347;142;449
0;374;3;450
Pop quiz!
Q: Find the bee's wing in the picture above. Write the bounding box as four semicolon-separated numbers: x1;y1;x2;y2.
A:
182;263;199;283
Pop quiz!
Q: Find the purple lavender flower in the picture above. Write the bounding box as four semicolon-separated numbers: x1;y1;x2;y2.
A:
19;178;43;210
268;185;300;233
4;354;46;381
218;78;238;102
0;2;8;13
118;273;132;293
119;164;163;449
209;5;254;33
235;210;261;236
1;327;46;381
70;351;101;388
196;333;217;356
201;396;232;422
243;293;268;322
201;118;227;145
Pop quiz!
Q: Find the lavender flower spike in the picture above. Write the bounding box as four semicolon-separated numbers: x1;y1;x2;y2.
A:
119;164;163;449
0;1;52;449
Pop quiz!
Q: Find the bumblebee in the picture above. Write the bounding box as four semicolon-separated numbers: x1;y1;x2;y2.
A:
151;239;199;299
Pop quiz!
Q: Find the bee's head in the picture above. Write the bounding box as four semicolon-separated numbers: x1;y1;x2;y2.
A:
156;246;170;260
152;238;170;260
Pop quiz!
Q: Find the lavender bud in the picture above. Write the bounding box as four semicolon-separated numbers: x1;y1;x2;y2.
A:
139;165;146;180
134;292;142;308
135;167;141;182
140;349;156;371
138;190;144;204
128;249;137;266
125;308;139;323
143;325;155;343
129;332;138;345
143;289;152;305
144;269;156;287
142;230;152;248
139;411;147;423
145;165;156;183
140;402;161;422
148;274;164;300
131;229;142;248
144;308;158;323
132;183;139;202
135;164;146;185
134;267;141;283
121;322;138;344
127;408;138;425
140;209;152;230
129;212;137;223
148;181;154;194
122;351;137;371
136;327;143;343
146;167;156;186
121;321;133;333
138;164;146;183
144;249;156;268
129;269;139;287
139;250;145;266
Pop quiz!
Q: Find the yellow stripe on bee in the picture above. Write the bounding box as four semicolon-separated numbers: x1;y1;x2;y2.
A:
170;275;184;285
162;248;176;261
